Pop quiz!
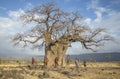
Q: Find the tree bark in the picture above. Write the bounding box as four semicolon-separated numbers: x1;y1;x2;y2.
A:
45;43;68;67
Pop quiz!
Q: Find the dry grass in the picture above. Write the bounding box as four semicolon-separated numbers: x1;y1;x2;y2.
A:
0;60;120;79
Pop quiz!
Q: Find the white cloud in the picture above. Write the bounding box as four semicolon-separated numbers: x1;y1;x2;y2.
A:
63;0;120;54
101;12;120;32
0;17;23;36
84;18;92;25
8;9;25;19
83;0;120;53
0;0;120;56
87;0;108;23
1;18;22;37
86;0;120;32
0;8;44;56
94;11;102;22
87;0;98;10
0;17;13;28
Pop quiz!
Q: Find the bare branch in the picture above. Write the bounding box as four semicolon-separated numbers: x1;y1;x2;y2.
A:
12;2;113;53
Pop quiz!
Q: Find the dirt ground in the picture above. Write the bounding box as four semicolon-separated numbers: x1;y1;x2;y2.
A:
0;61;120;79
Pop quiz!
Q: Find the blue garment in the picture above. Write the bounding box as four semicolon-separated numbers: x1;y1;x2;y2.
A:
75;59;79;67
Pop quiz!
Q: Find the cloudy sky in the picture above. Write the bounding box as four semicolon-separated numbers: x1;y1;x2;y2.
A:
0;0;120;56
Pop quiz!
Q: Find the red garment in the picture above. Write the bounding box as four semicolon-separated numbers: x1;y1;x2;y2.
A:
32;57;34;65
45;58;49;66
55;57;59;65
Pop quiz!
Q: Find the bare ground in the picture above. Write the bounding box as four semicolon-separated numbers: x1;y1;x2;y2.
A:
0;61;120;79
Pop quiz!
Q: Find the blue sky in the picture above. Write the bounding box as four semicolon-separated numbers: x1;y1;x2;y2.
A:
0;0;120;56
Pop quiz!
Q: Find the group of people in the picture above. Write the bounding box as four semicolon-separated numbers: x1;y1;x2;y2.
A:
66;55;87;68
31;56;87;68
75;58;86;68
31;56;59;68
45;56;59;68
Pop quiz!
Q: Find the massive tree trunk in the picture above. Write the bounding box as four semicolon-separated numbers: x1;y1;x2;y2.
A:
11;3;112;69
45;42;68;67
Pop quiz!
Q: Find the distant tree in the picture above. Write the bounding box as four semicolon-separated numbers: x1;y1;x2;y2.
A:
12;3;113;67
86;57;96;62
0;58;1;64
105;55;111;62
86;57;93;62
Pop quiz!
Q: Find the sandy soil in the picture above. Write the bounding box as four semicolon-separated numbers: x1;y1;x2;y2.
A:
0;61;120;79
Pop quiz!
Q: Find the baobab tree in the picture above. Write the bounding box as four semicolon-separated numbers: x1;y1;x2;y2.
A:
12;3;112;67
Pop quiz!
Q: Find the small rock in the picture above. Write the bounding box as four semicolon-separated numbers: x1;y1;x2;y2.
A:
113;72;116;74
52;76;55;78
62;71;69;75
27;65;31;68
38;72;50;78
38;74;42;78
0;74;3;77
43;71;50;78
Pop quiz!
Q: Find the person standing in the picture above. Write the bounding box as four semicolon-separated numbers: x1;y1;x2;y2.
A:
32;57;35;65
66;55;71;65
55;56;59;68
75;57;79;72
45;57;49;66
75;57;79;68
83;60;87;68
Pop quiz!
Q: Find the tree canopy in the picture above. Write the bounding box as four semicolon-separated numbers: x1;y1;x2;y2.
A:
12;3;112;52
11;3;114;67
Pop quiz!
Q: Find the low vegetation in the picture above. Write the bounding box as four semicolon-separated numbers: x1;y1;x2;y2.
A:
0;60;120;79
